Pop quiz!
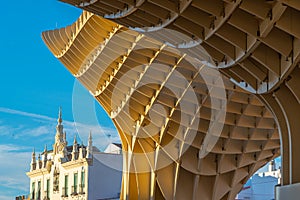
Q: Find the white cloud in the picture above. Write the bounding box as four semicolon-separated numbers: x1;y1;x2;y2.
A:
17;125;54;139
0;107;120;148
63;122;119;150
0;124;22;137
0;107;55;122
0;144;30;152
0;175;29;192
0;107;120;198
0;149;31;197
0;195;15;200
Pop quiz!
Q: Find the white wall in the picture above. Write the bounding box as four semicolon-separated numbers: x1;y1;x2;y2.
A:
88;153;123;200
275;182;300;200
237;174;278;200
104;144;122;154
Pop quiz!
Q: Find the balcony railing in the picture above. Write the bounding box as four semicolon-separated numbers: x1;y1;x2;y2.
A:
43;191;50;200
71;186;78;196
78;184;85;195
29;192;35;200
35;191;41;200
61;187;68;197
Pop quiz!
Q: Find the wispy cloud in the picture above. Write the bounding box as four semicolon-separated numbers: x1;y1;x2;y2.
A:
0;175;29;192
0;107;120;148
0;147;31;196
0;107;120;198
0;144;30;152
0;195;13;199
0;107;55;122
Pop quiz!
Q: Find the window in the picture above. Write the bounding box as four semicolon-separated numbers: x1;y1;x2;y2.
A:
31;182;35;200
73;173;78;195
80;171;85;194
46;179;50;199
64;175;68;197
37;181;41;200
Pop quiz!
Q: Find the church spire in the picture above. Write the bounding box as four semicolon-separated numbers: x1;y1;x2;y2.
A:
55;107;64;136
30;148;36;171
54;107;66;155
37;154;42;169
32;147;36;159
78;142;85;159
43;145;48;168
63;131;67;145
86;131;93;159
72;135;78;161
58;106;62;125
88;131;93;146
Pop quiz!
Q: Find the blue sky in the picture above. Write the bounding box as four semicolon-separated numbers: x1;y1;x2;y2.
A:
0;1;119;199
0;1;281;199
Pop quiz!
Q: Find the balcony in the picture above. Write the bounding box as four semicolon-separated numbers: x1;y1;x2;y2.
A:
61;187;68;198
71;186;78;196
43;191;50;200
35;191;41;200
78;184;85;195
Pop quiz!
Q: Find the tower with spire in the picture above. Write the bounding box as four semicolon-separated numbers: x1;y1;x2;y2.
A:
53;107;67;158
26;107;123;200
72;135;78;161
30;148;36;171
86;131;93;159
43;145;48;168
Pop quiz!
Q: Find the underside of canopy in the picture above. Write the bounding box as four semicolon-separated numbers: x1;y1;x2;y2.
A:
42;12;281;200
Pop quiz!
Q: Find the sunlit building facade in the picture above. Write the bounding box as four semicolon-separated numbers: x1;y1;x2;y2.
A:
26;109;122;200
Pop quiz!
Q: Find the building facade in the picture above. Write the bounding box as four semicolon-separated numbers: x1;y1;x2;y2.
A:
237;160;281;200
26;109;122;200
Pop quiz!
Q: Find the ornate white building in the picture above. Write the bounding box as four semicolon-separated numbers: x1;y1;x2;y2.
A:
26;109;123;200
